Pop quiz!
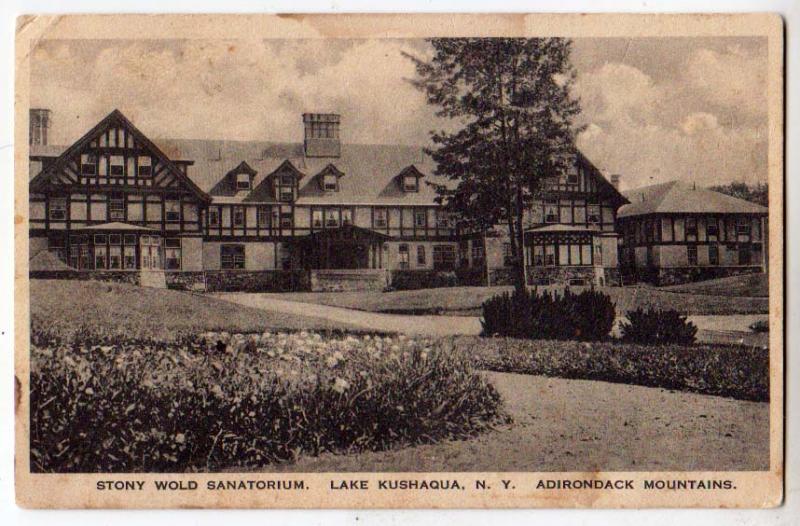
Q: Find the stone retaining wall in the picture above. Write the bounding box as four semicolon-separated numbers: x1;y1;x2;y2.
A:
312;269;388;292
29;270;141;285
525;266;598;286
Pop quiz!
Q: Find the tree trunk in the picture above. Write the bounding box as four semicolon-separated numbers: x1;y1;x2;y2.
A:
513;184;527;293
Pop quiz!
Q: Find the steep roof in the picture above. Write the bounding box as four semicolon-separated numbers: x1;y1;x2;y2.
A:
152;138;443;206
619;181;768;218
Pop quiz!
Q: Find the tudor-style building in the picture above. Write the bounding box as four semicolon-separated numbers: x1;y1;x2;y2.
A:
30;108;763;291
617;181;768;285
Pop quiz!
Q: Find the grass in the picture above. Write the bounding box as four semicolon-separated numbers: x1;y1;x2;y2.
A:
661;273;769;297
30;279;361;340
259;283;769;316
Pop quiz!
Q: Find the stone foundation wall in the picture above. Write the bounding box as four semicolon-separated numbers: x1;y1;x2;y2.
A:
487;267;515;286
602;267;622;287
203;270;310;293
390;270;458;290
525;266;598;286
165;271;207;291
312;269;389;292
29;270;141;285
654;266;763;286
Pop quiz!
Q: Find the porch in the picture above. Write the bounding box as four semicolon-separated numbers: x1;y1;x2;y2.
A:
294;224;390;270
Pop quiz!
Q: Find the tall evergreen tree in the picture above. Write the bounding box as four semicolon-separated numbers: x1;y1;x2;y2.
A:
406;38;583;291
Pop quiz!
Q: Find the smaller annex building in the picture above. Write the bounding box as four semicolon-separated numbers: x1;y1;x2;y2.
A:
617;181;768;285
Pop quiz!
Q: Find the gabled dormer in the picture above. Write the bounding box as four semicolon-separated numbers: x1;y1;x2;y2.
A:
315;164;345;192
268;160;304;203
226;161;258;192
398;165;425;193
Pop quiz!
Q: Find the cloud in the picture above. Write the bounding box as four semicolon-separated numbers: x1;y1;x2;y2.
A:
31;37;768;188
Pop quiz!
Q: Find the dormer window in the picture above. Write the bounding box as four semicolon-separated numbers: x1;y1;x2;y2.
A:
403;175;419;192
323;174;338;192
398;165;424;193
236;172;251;191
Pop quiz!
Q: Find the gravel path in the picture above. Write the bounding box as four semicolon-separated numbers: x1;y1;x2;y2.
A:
272;372;770;472
214;293;767;344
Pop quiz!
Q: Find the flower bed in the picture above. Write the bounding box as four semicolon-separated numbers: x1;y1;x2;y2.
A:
459;337;768;402
30;330;508;473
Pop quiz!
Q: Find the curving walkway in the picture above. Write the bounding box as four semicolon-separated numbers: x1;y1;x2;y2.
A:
212;292;767;345
213;292;482;336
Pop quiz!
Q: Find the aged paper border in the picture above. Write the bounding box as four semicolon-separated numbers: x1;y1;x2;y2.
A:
13;13;784;509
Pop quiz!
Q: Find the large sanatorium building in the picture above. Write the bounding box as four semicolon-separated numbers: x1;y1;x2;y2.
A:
27;108;768;291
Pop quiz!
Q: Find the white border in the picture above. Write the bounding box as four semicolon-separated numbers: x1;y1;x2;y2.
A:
0;1;796;524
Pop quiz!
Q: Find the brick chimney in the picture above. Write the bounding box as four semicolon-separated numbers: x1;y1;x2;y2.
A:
302;113;340;158
610;174;621;190
29;108;51;146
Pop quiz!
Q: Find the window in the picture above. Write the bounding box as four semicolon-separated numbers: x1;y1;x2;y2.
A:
325;209;340;228
472;244;485;265
124;234;136;245
236;173;251;191
323;174;338;191
109;246;122;269
165;200;181;222
165;238;181;270
109;155;124;176
545;205;558;223
736;217;752;236
341;209;352;225
587;205;600;224
374;208;387;228
414;209;427;228
258;207;270;228
279;188;294;202
280;174;293;186
685;217;698;239
566;164;580;185
208;209;220;227
49;198;67;220
94;234;107;245
531;245;543;266
709;245;719;266
433;245;456;271
403;175;418;192
312;210;323;228
123;246;136;269
137;157;152;177
109;195;125;220
81;154;97;176
687;245;698;266
398;244;409;269
280;212;293;229
221;244;245;269
436;211;451;229
109;234;121;245
544;245;556;266
94;245;107;269
233;206;245;227
503;243;514;266
417;245;426;265
706;219;719;240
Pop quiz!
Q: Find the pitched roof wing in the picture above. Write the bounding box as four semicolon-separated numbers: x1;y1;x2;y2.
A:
619;181;768;217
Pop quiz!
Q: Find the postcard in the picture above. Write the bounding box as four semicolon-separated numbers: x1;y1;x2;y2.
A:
14;13;784;508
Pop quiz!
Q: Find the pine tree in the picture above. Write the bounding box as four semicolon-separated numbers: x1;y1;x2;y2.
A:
406;38;583;291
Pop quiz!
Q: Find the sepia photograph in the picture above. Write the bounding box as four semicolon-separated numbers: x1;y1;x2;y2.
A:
13;13;783;508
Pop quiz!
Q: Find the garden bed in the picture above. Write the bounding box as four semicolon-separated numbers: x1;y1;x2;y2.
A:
454;336;768;402
30;331;509;473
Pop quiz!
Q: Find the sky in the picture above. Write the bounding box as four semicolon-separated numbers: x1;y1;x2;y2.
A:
30;37;768;190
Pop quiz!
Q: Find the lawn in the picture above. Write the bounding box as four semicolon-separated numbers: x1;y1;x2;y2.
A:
29;279;361;340
661;273;769;297
260;283;769;316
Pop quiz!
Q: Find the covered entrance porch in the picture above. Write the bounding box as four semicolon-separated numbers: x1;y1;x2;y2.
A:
295;224;389;270
294;225;391;291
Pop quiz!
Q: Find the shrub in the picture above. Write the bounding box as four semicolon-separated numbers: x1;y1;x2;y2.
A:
480;288;615;341
30;330;509;473
460;336;768;402
620;308;698;345
749;319;769;333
